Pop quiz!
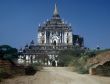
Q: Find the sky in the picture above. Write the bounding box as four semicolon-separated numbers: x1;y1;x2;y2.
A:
0;0;110;49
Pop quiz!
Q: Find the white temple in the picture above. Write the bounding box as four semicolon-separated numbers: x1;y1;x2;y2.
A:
18;3;84;66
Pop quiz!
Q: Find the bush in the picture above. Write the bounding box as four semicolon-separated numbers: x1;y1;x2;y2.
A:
69;55;89;74
25;66;36;75
31;63;42;71
0;72;12;79
0;68;12;80
11;65;25;76
75;65;89;74
58;49;84;66
77;56;89;74
0;78;2;82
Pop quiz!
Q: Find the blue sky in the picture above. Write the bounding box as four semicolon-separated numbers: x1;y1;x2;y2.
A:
0;0;110;49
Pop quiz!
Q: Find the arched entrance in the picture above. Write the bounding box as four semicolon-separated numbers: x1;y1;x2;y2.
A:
52;60;58;67
52;61;56;66
53;41;56;46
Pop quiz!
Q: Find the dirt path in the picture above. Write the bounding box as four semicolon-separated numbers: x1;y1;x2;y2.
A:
1;67;110;84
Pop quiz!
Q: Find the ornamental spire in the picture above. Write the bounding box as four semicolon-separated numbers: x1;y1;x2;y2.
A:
53;1;60;17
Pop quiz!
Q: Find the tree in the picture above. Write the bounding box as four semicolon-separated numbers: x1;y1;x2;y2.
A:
0;45;18;62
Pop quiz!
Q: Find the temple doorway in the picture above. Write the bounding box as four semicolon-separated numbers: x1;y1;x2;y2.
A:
52;61;56;66
53;41;56;46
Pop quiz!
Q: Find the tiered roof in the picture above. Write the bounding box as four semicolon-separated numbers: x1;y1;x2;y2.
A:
38;3;72;32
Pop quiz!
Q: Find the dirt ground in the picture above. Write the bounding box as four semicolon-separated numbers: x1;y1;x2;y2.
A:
1;67;110;84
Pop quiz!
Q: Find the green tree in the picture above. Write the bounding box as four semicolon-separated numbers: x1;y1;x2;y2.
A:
0;45;18;62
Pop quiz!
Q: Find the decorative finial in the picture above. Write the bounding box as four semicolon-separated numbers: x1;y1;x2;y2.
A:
25;44;28;48
53;1;60;17
31;40;34;44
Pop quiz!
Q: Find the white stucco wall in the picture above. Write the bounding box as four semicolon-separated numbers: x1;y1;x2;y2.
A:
38;32;42;44
68;32;73;44
64;32;67;44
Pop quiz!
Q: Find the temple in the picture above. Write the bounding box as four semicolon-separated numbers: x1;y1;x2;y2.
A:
18;3;84;66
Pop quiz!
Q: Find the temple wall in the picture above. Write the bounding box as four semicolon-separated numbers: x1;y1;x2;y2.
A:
44;31;46;44
68;32;73;44
64;32;67;44
38;32;42;44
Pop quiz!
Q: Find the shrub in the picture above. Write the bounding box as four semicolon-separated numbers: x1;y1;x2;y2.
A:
0;68;12;80
58;49;84;66
0;72;12;79
69;55;89;74
75;66;88;74
11;65;25;76
0;78;2;82
25;66;36;75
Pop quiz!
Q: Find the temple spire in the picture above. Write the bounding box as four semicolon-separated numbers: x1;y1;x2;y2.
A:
53;2;60;17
